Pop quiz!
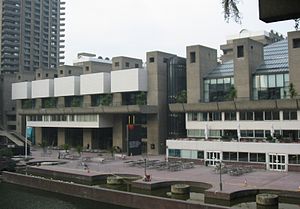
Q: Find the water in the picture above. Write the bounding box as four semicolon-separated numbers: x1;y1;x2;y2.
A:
0;182;133;209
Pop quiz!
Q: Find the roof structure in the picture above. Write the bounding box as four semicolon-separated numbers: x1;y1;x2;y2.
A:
205;39;289;79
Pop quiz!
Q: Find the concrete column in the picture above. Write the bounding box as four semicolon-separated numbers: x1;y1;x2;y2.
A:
83;95;91;108
113;93;122;106
83;129;92;149
57;97;65;108
186;45;217;103
57;128;65;146
113;115;125;151
35;127;42;145
35;99;42;109
288;31;300;97
233;38;264;101
16;100;22;134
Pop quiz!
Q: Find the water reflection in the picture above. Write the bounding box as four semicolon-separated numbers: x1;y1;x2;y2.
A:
0;183;132;209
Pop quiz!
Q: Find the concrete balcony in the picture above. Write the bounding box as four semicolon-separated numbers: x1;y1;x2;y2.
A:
169;99;300;113
17;105;158;115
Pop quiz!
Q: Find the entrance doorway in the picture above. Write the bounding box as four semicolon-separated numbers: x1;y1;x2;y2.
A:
206;151;221;166
268;153;287;171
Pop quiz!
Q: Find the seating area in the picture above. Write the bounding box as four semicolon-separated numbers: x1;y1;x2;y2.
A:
213;163;253;176
126;159;195;172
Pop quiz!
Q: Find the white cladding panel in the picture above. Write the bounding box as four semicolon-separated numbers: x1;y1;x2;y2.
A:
111;68;147;93
32;79;54;98
167;140;300;155
54;76;80;97
12;82;31;100
186;120;300;130
80;73;111;95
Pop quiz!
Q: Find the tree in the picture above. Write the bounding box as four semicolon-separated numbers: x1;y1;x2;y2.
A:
136;92;147;105
289;83;297;99
176;90;187;103
222;0;241;23
226;86;237;100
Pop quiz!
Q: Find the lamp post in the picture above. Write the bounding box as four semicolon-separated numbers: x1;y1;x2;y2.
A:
25;117;28;159
144;158;147;176
219;160;223;191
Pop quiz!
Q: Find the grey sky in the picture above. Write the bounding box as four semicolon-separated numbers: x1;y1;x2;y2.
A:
64;0;295;64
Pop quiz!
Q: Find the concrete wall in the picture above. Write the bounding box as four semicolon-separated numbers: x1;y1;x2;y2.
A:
2;172;226;209
233;38;264;101
186;45;217;103
112;56;143;71
54;76;80;97
288;31;300;97
146;51;175;154
12;82;32;100
80;73;111;95
31;79;54;98
57;128;65;146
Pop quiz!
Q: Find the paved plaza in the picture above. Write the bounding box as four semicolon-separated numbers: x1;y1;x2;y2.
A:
27;147;300;194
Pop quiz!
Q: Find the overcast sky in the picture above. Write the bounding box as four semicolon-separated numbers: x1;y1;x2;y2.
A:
63;0;295;64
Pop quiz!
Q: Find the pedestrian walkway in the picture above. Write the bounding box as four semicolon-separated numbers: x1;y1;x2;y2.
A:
27;147;300;194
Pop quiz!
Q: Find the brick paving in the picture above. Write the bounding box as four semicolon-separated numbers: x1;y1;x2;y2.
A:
28;147;300;194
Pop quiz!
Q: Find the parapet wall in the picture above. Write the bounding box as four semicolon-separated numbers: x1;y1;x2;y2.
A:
2;172;226;209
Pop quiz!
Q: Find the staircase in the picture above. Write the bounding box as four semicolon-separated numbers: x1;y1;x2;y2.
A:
0;130;30;147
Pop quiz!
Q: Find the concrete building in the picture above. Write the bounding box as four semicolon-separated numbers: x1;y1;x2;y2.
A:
12;52;182;155
0;0;65;73
168;30;300;172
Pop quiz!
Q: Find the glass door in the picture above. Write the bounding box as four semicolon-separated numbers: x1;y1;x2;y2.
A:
206;151;221;166
269;153;286;171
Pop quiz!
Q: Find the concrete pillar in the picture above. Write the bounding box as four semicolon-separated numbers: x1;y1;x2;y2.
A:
16;100;23;134
35;127;42;145
113;115;125;151
186;45;218;103
288;31;300;97
83;129;92;149
83;95;91;108
57;97;65;108
35;99;42;109
233;38;264;101
57;128;65;146
113;93;122;106
146;51;175;155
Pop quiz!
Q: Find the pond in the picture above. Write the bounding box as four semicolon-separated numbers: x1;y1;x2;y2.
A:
0;182;133;209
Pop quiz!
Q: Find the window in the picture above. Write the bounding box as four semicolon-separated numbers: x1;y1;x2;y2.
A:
239;152;248;162
254;112;263;121
240;112;253;120
225;112;236;121
46;73;48;78
125;62;130;68
255;130;264;137
250;153;266;162
85;66;89;71
197;151;204;159
293;38;300;48
38;73;41;77
265;111;279;120
223;152;237;161
283;111;298;120
114;62;119;67
190;52;196;63
208;112;221;121
168;149;181;157
68;70;71;75
237;45;244;58
288;155;300;164
188;113;199;121
149;57;155;63
135;63;139;68
60;70;63;74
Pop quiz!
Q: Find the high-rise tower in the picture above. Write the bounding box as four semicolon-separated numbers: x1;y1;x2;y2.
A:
0;0;65;73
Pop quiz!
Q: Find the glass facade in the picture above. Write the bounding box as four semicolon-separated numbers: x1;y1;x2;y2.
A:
167;56;187;138
204;77;234;102
253;73;289;100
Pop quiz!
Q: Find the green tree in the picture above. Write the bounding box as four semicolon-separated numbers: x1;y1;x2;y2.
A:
176;90;187;103
100;94;112;106
226;86;237;100
76;145;83;156
136;92;147;105
289;83;297;99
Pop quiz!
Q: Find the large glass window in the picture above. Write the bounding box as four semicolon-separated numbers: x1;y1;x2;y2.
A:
204;77;234;102
240;112;254;120
250;153;266;162
283;111;298;120
168;149;181;157
252;73;289;100
288;155;300;164
225;112;236;121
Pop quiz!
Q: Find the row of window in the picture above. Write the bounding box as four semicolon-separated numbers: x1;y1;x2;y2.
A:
168;149;300;165
28;114;98;122
187;129;300;139
187;111;298;121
